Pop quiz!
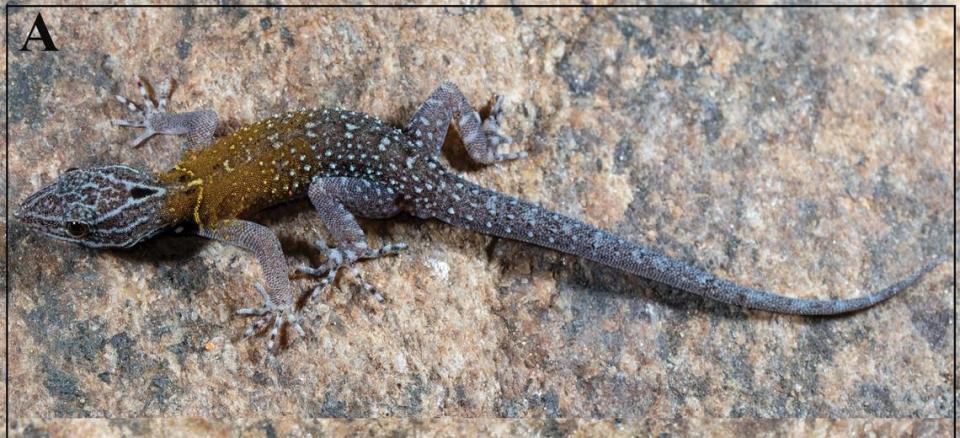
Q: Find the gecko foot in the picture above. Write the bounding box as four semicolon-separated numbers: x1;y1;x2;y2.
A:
297;238;407;302
482;95;526;162
237;283;305;355
111;76;218;150
111;77;175;147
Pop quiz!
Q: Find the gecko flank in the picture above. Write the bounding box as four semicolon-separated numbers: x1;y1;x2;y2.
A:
15;78;942;354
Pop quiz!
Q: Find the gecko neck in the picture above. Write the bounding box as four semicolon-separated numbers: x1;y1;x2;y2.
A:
157;169;208;228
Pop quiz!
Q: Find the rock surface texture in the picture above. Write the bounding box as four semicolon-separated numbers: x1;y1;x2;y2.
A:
7;418;954;437
7;7;952;421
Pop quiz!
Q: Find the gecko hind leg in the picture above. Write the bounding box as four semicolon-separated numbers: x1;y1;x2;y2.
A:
406;82;526;165
298;177;407;302
112;76;219;149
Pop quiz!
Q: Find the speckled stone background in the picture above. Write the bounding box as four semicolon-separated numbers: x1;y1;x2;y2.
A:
7;6;953;422
7;418;953;437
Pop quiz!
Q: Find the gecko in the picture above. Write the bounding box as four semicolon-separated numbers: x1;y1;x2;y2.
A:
15;77;942;355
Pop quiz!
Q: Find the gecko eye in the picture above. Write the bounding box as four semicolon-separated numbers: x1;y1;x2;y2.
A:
65;221;90;238
130;187;157;199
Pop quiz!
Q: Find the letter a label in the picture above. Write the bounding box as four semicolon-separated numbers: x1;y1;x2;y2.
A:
20;13;59;52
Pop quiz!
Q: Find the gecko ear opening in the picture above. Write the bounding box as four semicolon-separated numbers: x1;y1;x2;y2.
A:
130;187;158;198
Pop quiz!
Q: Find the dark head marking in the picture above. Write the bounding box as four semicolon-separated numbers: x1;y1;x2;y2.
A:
16;165;171;248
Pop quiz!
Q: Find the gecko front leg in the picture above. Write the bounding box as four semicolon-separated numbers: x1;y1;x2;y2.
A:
198;219;304;354
298;177;407;301
112;77;219;149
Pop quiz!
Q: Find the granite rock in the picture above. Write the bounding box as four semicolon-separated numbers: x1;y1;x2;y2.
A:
7;7;952;419
8;418;954;437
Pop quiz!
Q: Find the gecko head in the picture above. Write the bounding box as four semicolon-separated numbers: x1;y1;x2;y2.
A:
15;165;171;248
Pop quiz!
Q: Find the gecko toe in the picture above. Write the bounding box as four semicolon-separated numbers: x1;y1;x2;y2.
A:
238;303;305;354
360;241;408;259
297;262;334;277
111;118;145;127
348;266;386;303
301;241;405;303
266;314;284;352
480;97;525;163
111;76;187;148
236;305;270;316
241;316;269;340
308;267;339;301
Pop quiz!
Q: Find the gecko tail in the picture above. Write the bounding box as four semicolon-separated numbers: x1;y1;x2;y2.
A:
428;173;942;316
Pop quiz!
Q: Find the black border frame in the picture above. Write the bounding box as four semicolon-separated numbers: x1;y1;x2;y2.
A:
2;4;957;433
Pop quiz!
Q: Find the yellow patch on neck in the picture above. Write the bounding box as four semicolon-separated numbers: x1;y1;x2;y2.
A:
175;164;196;178
187;178;206;229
